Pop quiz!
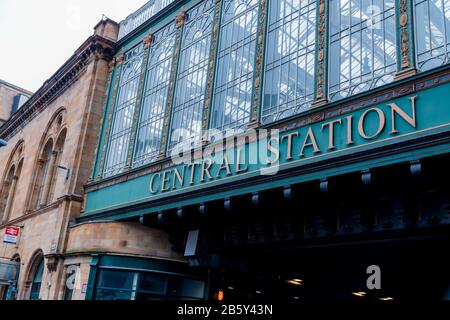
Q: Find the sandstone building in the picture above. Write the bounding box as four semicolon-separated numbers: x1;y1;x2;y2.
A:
0;18;118;300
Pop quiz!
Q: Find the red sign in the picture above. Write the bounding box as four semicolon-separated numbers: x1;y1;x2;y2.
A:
3;226;20;244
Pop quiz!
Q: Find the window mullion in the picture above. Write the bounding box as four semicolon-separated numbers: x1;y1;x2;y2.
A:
125;35;154;169
157;10;187;160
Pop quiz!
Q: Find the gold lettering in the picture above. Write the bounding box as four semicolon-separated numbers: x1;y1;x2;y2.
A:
161;170;172;192
149;173;161;194
300;127;321;157
267;137;280;164
388;95;417;134
217;154;232;177
281;132;299;160
321;119;342;150
172;166;185;189
236;147;249;173
345;115;354;145
189;163;196;185
201;159;213;182
358;108;386;140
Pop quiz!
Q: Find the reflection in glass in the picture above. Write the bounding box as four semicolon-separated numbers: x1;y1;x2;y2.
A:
262;0;316;124
168;0;215;152
133;24;177;167
211;0;260;132
415;0;450;70
329;0;397;101
104;45;144;177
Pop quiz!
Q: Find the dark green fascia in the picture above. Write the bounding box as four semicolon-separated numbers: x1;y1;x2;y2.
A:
87;63;450;189
78;132;450;223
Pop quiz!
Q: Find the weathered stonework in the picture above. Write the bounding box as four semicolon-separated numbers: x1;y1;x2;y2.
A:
0;18;118;300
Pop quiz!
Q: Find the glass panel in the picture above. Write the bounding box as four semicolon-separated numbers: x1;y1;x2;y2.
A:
133;23;178;167
96;270;135;290
211;0;260;132
262;0;317;124
329;0;397;101
414;0;450;70
30;259;44;300
95;288;133;300
168;0;215;153
104;44;144;177
167;278;205;299
138;273;167;294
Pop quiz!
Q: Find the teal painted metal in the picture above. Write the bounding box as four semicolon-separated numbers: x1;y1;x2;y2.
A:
85;255;99;300
83;82;450;218
92;66;118;179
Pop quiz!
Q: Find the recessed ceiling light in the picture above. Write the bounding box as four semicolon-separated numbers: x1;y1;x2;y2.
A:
227;286;234;290
352;291;367;297
286;279;303;286
379;297;394;301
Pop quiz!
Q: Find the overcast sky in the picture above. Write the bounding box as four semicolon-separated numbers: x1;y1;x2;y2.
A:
0;0;149;92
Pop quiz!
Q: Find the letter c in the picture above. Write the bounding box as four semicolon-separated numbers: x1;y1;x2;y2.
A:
149;173;161;194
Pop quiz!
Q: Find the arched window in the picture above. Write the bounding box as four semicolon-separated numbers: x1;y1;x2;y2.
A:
210;0;260;132
414;0;450;71
29;110;67;210
168;0;215;153
29;257;44;300
0;142;25;223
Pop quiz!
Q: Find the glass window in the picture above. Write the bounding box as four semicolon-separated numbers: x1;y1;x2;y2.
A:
168;0;215;153
414;0;450;70
133;24;178;167
210;0;260;132
30;259;44;300
329;0;397;101
94;270;135;300
167;278;205;299
262;0;316;124
104;44;144;177
94;269;205;301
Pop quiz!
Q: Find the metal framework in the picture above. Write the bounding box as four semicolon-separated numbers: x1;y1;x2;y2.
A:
210;0;260;132
262;0;317;124
100;0;450;177
104;44;144;177
414;0;450;71
168;0;215;152
133;24;178;167
328;0;397;101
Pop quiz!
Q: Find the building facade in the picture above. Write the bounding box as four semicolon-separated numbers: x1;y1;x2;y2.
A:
75;0;449;301
0;19;118;300
0;80;32;126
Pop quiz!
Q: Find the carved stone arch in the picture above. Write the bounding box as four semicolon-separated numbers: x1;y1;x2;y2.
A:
28;138;54;210
0;140;25;223
47;128;68;202
26;108;67;211
22;249;45;300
